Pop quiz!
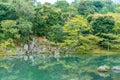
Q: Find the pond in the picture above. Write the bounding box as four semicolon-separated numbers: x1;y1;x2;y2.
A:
0;54;120;80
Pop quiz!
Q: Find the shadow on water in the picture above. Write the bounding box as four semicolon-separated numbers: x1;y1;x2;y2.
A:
0;53;120;80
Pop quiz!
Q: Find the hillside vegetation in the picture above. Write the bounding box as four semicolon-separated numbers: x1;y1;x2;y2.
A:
0;0;120;54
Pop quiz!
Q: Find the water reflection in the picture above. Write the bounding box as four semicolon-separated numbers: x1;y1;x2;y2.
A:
0;54;120;80
98;72;110;77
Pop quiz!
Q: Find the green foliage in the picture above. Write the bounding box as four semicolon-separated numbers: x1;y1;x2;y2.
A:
54;0;77;22
77;0;115;16
115;4;120;13
54;1;69;12
63;15;88;44
0;3;17;21
99;33;118;40
0;38;16;54
107;13;120;34
34;4;64;36
46;24;66;43
99;33;120;50
91;16;115;35
0;19;32;43
0;38;15;49
93;1;103;9
0;0;120;54
0;20;19;40
63;15;90;35
92;1;103;12
87;13;120;51
13;0;35;21
77;1;95;16
100;0;115;13
61;15;91;52
17;18;32;42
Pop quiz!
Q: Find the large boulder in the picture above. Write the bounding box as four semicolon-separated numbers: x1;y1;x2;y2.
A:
97;65;110;72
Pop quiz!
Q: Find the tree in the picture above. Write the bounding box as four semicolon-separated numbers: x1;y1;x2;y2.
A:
13;0;35;21
17;18;32;43
98;33;120;50
33;4;64;36
92;1;103;12
63;15;90;35
0;19;32;43
0;3;17;21
54;0;76;22
77;0;115;15
46;24;66;43
54;0;69;12
91;16;115;35
107;13;120;34
77;1;95;16
0;20;19;40
100;0;115;13
115;4;120;13
87;13;120;51
62;15;90;52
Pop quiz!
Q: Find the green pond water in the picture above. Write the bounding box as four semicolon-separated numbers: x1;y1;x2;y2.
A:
0;54;120;80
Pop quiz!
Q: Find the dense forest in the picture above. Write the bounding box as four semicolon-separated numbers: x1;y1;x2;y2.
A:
0;0;120;55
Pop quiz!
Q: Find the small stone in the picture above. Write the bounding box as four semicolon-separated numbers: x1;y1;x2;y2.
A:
97;65;110;72
111;66;120;73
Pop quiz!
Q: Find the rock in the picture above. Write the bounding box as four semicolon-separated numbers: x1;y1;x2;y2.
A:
111;66;120;73
97;65;110;72
111;66;120;71
24;44;28;50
